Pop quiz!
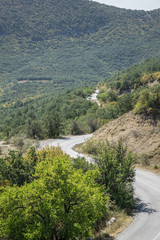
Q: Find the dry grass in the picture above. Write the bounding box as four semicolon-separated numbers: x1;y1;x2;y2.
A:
0;136;40;157
92;111;160;166
93;211;133;240
73;142;86;154
0;141;16;157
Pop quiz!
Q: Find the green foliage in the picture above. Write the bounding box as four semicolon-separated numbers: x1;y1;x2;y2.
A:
107;56;160;92
0;87;96;139
72;156;95;173
95;92;133;121
98;90;118;103
154;164;158;169
87;118;100;132
71;121;83;135
83;139;99;155
96;57;160;123
117;93;133;115
1;56;160;141
44;111;63;138
1;0;160;107
94;140;135;212
0;150;35;187
0;148;109;240
26;120;43;139
134;85;160;117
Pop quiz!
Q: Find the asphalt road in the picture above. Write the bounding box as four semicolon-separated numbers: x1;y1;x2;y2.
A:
87;89;100;106
117;168;160;240
40;135;160;240
40;134;93;162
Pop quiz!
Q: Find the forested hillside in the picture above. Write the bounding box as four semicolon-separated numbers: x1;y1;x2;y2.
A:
97;56;160;120
0;56;160;145
0;0;160;105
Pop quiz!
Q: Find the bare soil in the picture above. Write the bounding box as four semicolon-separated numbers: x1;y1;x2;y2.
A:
0;141;16;157
92;111;160;165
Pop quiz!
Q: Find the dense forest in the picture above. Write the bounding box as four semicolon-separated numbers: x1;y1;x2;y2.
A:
0;56;160;146
97;56;160;120
0;0;160;105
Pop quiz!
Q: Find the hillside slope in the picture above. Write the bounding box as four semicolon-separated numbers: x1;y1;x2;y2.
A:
92;111;160;164
1;0;159;39
0;0;160;104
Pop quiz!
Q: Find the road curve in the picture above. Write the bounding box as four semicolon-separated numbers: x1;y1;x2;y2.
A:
40;135;160;240
117;168;160;240
39;134;93;162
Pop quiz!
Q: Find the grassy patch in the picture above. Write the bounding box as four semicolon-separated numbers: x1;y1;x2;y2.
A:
93;211;133;240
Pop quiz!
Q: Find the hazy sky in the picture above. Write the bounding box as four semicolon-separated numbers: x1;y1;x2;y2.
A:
94;0;160;10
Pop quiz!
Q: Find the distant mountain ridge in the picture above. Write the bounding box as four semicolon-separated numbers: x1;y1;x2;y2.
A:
0;0;159;39
0;0;160;104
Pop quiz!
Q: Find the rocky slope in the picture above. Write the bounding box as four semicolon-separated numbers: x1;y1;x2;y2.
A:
92;111;160;165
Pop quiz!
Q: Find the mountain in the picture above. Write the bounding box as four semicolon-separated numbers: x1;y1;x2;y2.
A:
0;0;160;104
0;54;160;143
1;0;159;39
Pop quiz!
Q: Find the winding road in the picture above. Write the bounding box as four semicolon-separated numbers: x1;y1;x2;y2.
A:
40;135;160;240
117;168;160;240
39;134;93;162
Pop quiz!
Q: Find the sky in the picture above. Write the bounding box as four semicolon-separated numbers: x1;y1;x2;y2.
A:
94;0;160;10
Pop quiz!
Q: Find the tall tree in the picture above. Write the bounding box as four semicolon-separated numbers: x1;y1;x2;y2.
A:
95;140;135;212
44;111;63;138
0;153;109;240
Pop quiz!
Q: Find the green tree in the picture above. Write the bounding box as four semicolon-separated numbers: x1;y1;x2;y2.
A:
72;156;95;173
95;140;135;212
0;150;35;187
134;85;160;117
44;111;63;138
117;93;133;115
71;121;83;135
87;118;99;132
0;153;109;240
26;120;42;139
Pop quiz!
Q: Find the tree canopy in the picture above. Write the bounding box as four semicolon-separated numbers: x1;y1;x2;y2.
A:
0;147;109;240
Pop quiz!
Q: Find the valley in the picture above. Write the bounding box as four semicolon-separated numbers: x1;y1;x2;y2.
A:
0;0;160;239
1;0;160;105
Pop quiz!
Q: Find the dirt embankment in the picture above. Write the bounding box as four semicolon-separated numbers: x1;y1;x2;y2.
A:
92;111;160;165
0;141;16;157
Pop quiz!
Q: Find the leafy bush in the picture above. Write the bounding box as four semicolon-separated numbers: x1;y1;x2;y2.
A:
134;85;160;117
92;140;135;212
98;90;118;103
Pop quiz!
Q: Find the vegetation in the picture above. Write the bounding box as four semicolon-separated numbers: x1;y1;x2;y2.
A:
0;150;108;239
0;143;135;239
1;0;160;105
134;85;160;117
0;86;99;140
83;140;136;212
1;56;160;142
0;147;38;187
104;56;160;92
1;1;160;237
96;56;160;122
